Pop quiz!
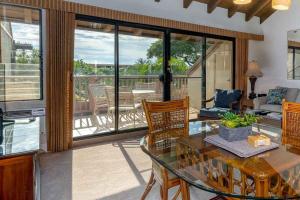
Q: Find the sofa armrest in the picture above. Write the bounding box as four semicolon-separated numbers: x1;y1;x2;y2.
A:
253;96;267;109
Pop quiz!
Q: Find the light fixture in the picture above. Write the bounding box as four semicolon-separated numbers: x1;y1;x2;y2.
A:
233;0;252;5
272;0;291;10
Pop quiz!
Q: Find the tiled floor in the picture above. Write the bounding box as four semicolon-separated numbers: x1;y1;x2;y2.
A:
39;138;215;200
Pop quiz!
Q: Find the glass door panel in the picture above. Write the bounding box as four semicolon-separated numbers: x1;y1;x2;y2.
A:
73;21;115;138
170;33;204;119
205;38;233;107
118;26;164;130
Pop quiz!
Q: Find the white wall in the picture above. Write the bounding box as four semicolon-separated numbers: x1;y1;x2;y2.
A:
66;0;262;35
249;0;300;94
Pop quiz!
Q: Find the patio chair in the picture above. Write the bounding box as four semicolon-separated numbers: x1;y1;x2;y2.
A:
105;86;142;128
141;97;190;200
282;100;300;147
171;84;188;100
88;84;109;116
199;89;243;121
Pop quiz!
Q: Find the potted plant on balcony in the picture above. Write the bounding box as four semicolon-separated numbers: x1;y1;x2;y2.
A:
219;112;260;142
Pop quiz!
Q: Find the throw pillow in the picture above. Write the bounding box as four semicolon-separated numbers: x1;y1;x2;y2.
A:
214;89;242;108
266;89;286;105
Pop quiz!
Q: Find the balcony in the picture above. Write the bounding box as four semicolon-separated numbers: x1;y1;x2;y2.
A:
73;75;201;138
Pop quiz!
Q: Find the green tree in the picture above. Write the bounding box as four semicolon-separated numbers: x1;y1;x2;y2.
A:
74;59;95;75
147;39;202;66
16;48;40;64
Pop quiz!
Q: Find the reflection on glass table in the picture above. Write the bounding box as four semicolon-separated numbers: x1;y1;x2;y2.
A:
0;116;44;158
141;120;300;199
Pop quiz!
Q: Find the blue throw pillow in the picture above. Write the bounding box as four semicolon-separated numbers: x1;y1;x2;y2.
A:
266;89;286;105
214;89;242;108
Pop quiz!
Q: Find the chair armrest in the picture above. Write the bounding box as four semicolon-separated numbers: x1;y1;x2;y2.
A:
202;97;214;103
229;101;240;110
253;96;267;109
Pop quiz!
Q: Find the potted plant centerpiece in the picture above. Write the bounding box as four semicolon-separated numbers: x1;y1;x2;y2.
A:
219;112;260;142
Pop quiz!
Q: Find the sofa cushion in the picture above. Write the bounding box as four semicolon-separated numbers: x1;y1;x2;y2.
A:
266;89;286;105
260;104;282;113
214;89;242;108
296;93;300;103
277;86;299;102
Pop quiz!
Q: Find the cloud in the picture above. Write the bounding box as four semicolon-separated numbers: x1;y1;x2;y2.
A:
11;22;40;49
74;29;159;65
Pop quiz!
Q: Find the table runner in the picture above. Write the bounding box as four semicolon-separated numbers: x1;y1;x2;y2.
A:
205;135;279;158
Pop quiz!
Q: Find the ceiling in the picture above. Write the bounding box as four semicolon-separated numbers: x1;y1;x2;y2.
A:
155;0;276;23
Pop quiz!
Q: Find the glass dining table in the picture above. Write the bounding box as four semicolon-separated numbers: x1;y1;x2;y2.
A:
140;120;300;199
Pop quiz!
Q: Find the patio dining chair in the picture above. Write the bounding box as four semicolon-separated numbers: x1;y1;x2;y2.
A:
141;97;190;200
88;84;109;116
282;100;300;147
105;86;142;129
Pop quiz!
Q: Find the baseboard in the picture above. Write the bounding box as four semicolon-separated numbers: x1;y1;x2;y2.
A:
72;129;147;148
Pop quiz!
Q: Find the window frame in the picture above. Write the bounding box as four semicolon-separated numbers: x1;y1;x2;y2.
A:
0;3;44;112
73;14;236;140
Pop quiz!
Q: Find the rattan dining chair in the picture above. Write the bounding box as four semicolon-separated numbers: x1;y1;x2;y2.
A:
141;97;190;200
282;100;300;147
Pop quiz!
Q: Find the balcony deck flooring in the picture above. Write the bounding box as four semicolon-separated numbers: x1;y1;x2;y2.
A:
73;107;199;138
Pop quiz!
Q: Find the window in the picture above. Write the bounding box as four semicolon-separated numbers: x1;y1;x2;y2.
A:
0;4;42;104
288;46;300;80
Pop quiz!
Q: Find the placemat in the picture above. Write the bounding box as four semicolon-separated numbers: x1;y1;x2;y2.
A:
205;135;279;158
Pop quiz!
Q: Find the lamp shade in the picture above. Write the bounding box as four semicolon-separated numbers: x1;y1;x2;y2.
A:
246;61;263;77
272;0;291;10
233;0;252;4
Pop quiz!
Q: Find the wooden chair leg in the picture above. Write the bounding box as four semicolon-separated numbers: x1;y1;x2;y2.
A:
180;179;190;200
161;184;168;200
141;171;156;200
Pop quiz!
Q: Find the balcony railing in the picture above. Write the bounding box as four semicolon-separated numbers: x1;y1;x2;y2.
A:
73;74;190;114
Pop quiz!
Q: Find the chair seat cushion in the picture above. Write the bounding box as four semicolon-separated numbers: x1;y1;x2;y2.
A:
199;107;232;118
260;104;282;113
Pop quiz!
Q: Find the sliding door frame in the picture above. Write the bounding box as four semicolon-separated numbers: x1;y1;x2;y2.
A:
73;14;236;140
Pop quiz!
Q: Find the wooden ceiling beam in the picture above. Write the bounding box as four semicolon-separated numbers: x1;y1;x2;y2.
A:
228;4;239;18
260;8;276;23
246;0;271;21
183;0;193;8
207;0;222;14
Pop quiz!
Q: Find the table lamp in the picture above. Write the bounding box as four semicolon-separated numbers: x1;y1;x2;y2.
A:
246;61;263;99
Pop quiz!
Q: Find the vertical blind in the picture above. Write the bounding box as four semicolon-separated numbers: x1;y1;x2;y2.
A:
46;10;75;152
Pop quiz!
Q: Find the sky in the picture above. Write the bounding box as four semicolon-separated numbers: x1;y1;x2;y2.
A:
11;22;159;65
74;29;158;65
11;23;40;49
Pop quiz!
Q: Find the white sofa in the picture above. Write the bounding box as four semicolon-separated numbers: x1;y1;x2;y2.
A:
254;87;300;113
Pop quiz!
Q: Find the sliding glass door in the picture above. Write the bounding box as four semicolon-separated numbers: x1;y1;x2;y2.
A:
118;26;164;130
72;16;234;138
170;33;204;119
73;20;116;137
205;38;233;107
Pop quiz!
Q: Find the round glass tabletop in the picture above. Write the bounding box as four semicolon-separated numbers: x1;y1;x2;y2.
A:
140;121;300;199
